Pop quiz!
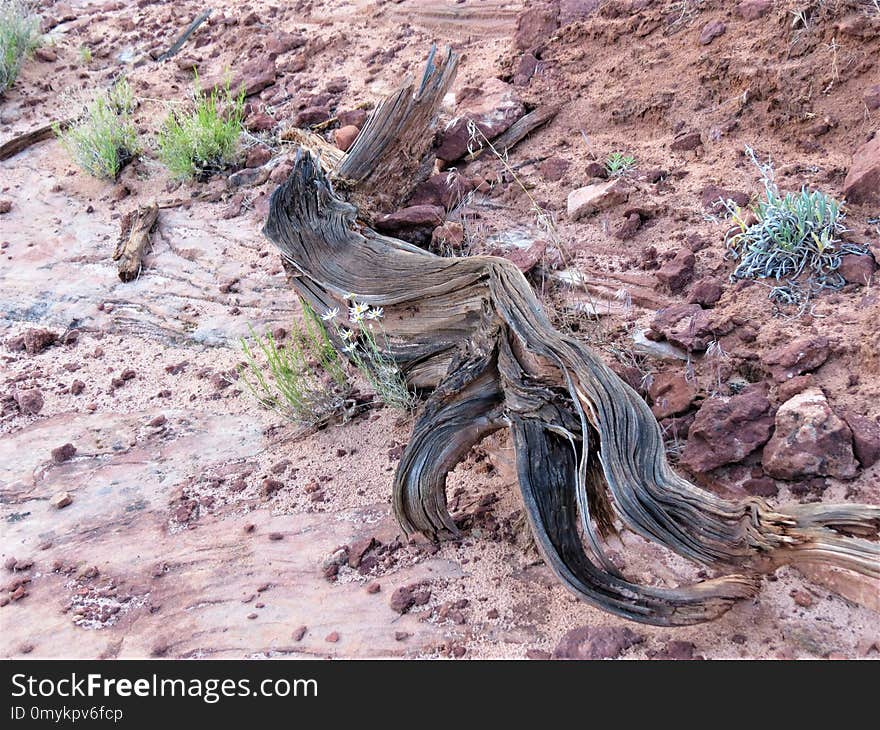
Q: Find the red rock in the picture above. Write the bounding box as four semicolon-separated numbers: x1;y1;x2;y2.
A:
670;131;703;152
656;640;697;660
228;167;270;187
680;388;774;472
390;586;415;614
742;476;778;498
687;277;723;306
699;20;726;45
334;125;359;152
245;145;272;168
0;199;11;214
526;649;552;660
270;159;294;185
35;47;57;62
268;532;284;541
394;631;410;641
205;58;276;98
50;491;73;509
431;221;465;251
559;0;601;24
408;172;475;209
513;52;539;86
366;582;381;594
762;336;830;383
498;239;548;273
265;31;306;57
700;185;750;213
614;213;641;240
792;590;814;608
842;411;880;468
567;178;632;220
649;304;717;352
325;632;339;643
737;0;773;21
656;249;695;293
22;328;59;355
245;113;276;132
348;537;378;568
434;79;525;162
375;205;445;234
261;478;283;498
14;388;44;415
539;156;570;182
843;134;880;206
292;626;307;641
762;388;858;480
648;372;696;419
864;84;880;111
838;252;876;285
552;626;643;659
585;161;607;179
51;443;76;464
514;3;560;51
70;380;85;395
776;374;815;402
337;109;368;129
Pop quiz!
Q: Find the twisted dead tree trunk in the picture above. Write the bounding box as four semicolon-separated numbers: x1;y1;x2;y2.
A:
263;48;880;626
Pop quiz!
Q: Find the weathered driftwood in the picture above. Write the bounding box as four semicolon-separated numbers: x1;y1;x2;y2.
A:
0;121;70;161
114;202;159;282
466;103;561;161
262;49;880;626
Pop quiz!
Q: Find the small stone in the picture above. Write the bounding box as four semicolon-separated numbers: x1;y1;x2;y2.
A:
670;131;703;152
843;411;880;468
838;253;876;285
148;414;167;427
337;109;368;129
366;582;381;594
699;20;726;45
14;388;44;415
292;626;307;641
648;372;696;419
390;586;416;614
553;626;644;660
567;179;632;220
737;0;772;21
742;476;778;498
762;336;830;383
843;134;880;206
50;492;73;509
334;125;360;152
268;532;284;541
431;221;465;251
687;277;723;307
394;631;411;642
526;649;552;660
0;199;12;214
51;443;76;464
656;249;695;293
325;631;339;643
792;590;814;608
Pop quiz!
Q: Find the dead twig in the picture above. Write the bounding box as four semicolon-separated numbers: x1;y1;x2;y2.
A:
156;9;212;63
113;202;159;282
0;120;71;161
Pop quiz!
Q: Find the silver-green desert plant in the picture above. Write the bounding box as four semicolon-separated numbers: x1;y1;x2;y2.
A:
604;151;636;177
721;146;866;306
0;0;39;95
56;78;139;180
157;78;244;180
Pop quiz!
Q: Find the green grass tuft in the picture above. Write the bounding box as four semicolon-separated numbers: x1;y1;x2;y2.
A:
157;78;244;180
0;0;39;96
56;78;139;180
239;305;352;429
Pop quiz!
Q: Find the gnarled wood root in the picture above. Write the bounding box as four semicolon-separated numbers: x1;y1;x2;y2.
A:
262;50;880;626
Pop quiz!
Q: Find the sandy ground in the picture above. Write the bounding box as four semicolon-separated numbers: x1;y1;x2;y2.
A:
1;0;878;659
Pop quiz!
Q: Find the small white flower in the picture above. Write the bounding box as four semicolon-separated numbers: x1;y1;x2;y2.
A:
366;307;384;320
349;302;369;323
342;343;357;354
321;307;339;322
339;328;355;341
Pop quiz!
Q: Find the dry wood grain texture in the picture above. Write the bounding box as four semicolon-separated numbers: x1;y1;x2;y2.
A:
0;120;70;161
263;48;880;626
114;202;159;282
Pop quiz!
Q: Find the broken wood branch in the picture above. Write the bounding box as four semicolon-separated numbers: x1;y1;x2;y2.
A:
0;120;70;161
466;103;561;161
114;202;159;282
262;48;880;626
156;9;212;63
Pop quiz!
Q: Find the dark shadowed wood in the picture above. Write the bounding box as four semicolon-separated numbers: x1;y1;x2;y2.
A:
261;49;880;626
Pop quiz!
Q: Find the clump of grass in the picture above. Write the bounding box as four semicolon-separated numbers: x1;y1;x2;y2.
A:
78;45;92;65
239;305;352;428
721;147;867;308
604;151;636;177
56;78;139;180
0;0;39;96
157;79;244;180
322;297;416;412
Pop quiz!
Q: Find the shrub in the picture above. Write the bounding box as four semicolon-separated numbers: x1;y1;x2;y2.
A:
239;305;352;428
604;151;636;177
0;0;39;95
157;79;244;180
56;78;139;180
721;147;867;307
